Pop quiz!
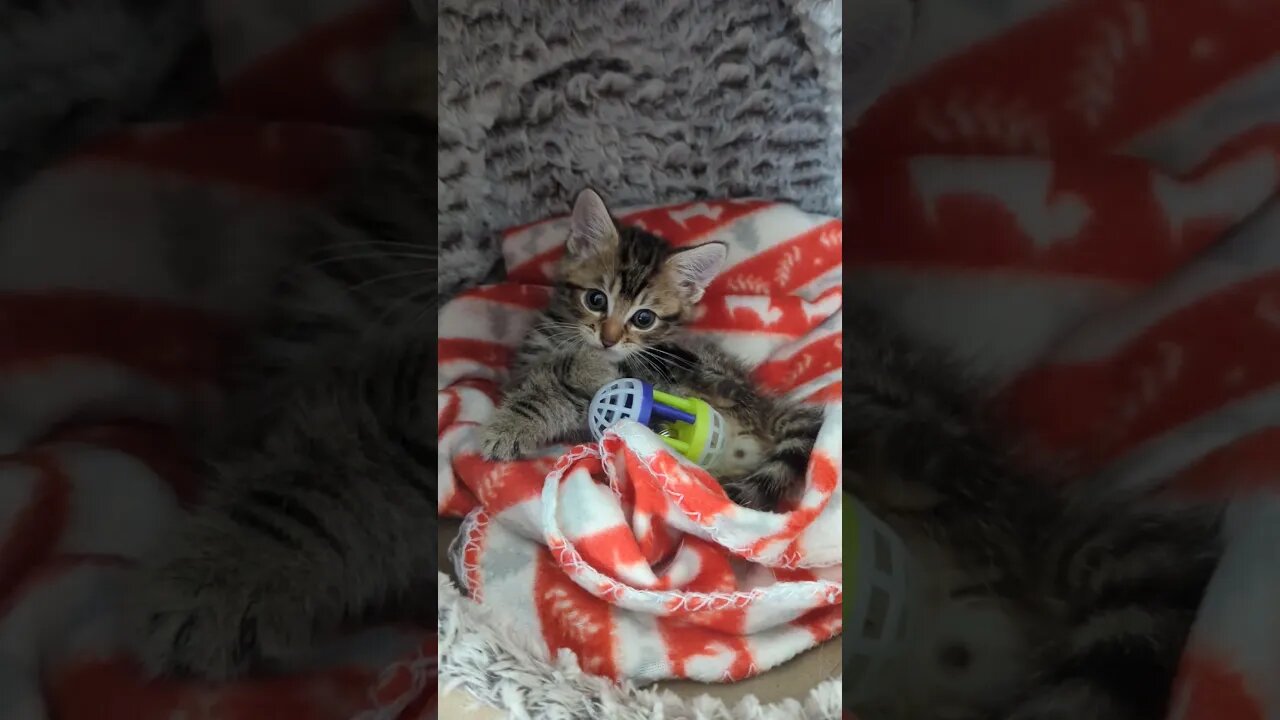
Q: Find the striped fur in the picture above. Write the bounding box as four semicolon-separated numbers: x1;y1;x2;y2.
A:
847;302;1222;720
1007;498;1221;720
130;10;438;681
479;189;823;510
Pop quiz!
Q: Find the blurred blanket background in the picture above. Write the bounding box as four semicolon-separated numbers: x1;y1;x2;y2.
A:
0;1;436;718
850;1;1280;718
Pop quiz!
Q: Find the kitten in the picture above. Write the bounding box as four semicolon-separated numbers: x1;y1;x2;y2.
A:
846;303;1223;720
131;9;438;681
480;189;825;510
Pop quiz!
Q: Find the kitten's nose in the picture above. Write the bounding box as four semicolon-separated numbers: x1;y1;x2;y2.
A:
601;320;623;348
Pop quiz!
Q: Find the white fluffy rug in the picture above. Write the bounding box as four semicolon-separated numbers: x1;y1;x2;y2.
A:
438;574;844;720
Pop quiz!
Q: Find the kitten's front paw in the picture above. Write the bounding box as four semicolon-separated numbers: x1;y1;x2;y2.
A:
721;477;776;511
131;540;317;680
478;412;540;461
721;461;802;512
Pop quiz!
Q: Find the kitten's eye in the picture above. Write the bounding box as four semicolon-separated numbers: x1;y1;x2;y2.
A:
630;309;657;329
583;289;608;311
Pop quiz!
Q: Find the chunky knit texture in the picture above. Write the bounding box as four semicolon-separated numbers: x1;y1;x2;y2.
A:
436;0;843;297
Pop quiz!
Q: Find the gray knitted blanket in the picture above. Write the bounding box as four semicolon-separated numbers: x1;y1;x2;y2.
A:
437;0;845;296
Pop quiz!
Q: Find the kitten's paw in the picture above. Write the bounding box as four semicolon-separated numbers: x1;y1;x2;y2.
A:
721;477;777;511
478;412;540;461
131;544;318;680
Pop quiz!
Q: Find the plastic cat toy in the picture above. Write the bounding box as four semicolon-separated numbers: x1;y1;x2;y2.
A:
844;490;917;710
588;378;725;468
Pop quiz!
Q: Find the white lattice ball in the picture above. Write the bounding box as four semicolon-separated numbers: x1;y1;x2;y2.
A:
844;493;915;706
588;378;649;441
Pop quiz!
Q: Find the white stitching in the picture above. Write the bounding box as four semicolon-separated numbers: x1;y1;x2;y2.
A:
454;509;491;603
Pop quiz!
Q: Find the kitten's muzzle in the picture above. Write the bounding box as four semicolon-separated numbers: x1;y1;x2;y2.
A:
600;319;624;347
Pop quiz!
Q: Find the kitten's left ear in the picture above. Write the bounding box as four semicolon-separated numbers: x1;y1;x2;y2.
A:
666;241;727;302
566;189;618;257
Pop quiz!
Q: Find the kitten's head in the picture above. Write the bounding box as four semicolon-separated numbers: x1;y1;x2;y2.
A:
553;189;726;360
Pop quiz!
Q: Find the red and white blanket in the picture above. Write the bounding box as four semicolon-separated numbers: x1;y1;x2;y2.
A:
0;1;437;718
437;201;844;683
850;1;1280;717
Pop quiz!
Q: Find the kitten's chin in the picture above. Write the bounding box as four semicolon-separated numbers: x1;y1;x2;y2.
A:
603;346;633;361
580;343;630;362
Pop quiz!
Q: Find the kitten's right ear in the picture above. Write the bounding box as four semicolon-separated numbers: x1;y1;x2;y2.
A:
567;189;618;256
665;241;727;302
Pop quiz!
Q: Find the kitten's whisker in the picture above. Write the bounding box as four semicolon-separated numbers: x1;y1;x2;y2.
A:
304;252;433;270
649;356;694;374
534;324;583;337
378;286;437;326
644;346;695;365
412;300;439;329
635;355;658;381
534;323;591;347
534;325;583;339
314;239;426;252
349;269;432;293
635;352;668;383
540;335;583;350
634;349;658;375
642;347;694;372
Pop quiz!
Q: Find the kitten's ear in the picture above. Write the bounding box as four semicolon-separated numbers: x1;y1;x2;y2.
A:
666;241;727;302
566;189;618;256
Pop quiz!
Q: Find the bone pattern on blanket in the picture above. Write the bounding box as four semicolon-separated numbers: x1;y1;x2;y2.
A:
438;201;844;684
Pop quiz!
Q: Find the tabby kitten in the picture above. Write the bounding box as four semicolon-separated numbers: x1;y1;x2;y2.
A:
131;8;438;681
846;302;1223;720
480;189;824;510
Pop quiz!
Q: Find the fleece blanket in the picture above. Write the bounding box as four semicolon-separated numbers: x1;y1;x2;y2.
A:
0;1;438;718
850;0;1280;717
437;201;844;685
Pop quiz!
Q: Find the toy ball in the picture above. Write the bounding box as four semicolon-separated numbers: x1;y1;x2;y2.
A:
588;378;725;468
844;491;915;706
844;489;916;702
